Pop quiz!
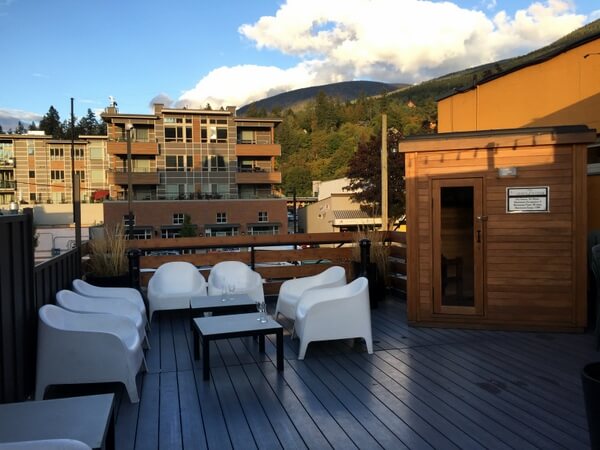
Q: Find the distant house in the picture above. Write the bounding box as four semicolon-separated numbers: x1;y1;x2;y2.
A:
300;178;381;233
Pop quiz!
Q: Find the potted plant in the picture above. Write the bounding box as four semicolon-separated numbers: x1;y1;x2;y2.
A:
85;224;130;287
351;228;389;308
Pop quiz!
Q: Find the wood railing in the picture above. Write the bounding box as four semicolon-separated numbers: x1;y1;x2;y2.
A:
126;231;407;296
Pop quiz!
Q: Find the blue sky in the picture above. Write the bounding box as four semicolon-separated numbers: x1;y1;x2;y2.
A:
0;0;598;129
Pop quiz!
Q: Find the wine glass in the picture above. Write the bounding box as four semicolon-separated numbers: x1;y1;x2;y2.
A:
227;282;236;300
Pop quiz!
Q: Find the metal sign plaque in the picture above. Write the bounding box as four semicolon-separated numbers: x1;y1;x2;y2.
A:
506;187;549;213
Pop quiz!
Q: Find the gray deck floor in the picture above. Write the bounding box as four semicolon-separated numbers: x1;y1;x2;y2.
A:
113;296;596;449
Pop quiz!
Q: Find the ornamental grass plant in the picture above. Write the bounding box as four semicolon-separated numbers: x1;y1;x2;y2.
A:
87;224;128;277
351;228;389;286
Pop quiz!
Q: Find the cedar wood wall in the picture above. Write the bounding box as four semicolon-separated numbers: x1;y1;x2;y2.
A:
403;131;591;331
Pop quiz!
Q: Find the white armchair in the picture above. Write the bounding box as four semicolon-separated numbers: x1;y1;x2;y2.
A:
275;266;347;321
56;289;149;349
35;305;146;403
208;261;264;303
295;277;373;360
72;279;147;328
0;439;91;450
147;262;207;323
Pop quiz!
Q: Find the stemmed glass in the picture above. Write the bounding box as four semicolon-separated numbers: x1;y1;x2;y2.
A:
256;299;267;323
227;282;236;301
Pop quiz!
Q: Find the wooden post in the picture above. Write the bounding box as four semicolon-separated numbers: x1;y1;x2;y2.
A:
381;114;388;231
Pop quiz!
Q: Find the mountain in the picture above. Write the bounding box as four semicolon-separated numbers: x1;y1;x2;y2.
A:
239;18;600;115
237;81;407;116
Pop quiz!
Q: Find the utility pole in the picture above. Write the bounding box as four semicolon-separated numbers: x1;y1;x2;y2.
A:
126;123;134;240
71;98;82;248
381;113;388;231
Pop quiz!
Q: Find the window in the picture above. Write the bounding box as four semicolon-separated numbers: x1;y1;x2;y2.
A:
202;155;226;172
216;212;227;224
91;170;104;182
123;214;135;227
50;148;64;159
28;171;35;178
239;130;254;143
90;144;103;159
161;228;180;238
75;170;85;181
27;140;35;155
165;155;192;171
29;193;37;202
173;213;184;225
258;211;268;222
74;148;85;159
133;127;149;142
248;225;279;236
133;228;152;240
50;170;65;181
164;126;192;142
201;119;228;143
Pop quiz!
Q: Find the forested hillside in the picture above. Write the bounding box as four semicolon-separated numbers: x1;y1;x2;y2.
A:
264;18;600;197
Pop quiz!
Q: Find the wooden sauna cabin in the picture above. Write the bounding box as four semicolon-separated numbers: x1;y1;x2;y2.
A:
398;125;596;331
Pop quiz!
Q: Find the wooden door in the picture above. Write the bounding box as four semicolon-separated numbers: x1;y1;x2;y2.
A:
432;178;484;315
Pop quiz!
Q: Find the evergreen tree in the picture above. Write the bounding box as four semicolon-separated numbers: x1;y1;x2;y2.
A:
15;121;26;134
28;121;38;131
39;106;63;138
179;214;197;237
0;124;3;134
78;109;101;135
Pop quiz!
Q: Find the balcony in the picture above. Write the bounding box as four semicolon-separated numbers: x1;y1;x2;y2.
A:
235;143;281;157
236;169;282;184
0;180;16;190
107;169;159;185
0;221;595;448
107;140;159;156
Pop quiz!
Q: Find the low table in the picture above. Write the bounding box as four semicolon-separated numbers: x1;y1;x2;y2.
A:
193;313;284;380
0;393;115;450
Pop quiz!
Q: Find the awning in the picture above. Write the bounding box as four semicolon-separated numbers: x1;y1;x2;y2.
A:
92;190;109;201
332;210;382;227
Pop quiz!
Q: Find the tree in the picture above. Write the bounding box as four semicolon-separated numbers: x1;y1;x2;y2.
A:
179;214;197;237
15;121;26;134
78;109;101;135
345;127;405;226
39;106;63;138
28;121;38;131
0;124;3;133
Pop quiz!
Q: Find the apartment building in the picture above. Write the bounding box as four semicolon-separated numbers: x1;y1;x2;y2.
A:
0;103;287;237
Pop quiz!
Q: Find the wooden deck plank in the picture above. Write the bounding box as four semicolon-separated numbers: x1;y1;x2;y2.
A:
114;297;594;450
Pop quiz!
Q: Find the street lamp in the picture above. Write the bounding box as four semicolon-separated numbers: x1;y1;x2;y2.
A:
125;122;134;240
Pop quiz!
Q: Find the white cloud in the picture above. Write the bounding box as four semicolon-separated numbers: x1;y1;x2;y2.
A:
0;108;42;130
176;0;586;109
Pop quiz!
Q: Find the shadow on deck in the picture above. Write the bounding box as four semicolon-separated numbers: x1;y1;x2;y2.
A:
106;295;596;449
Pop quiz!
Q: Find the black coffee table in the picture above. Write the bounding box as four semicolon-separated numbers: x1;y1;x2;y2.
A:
193;313;284;380
0;393;115;449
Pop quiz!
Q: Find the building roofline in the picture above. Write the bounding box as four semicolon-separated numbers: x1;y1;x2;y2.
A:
437;29;600;101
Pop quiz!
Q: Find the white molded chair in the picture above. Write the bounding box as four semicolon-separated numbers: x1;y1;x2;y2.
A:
56;289;149;349
72;279;148;328
295;277;373;360
275;266;347;321
0;439;91;450
35;304;146;403
207;261;264;303
147;261;207;323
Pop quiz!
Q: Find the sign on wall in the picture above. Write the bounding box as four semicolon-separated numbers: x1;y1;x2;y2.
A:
506;187;549;213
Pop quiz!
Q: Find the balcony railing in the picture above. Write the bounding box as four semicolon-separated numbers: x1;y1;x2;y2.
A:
0;180;16;190
107;141;159;156
107;170;159;185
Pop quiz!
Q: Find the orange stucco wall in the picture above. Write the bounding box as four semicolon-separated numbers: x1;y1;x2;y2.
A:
438;39;600;133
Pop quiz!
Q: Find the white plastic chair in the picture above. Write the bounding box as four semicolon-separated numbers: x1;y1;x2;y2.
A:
35;304;146;403
295;277;373;360
56;289;149;349
0;439;91;450
275;266;347;321
72;279;148;329
147;261;207;323
207;261;264;303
